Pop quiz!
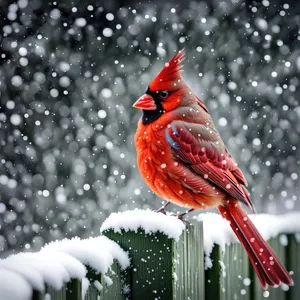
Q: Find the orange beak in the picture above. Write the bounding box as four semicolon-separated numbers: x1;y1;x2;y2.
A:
133;94;156;110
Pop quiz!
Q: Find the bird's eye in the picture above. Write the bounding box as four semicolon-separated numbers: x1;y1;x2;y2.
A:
159;90;169;98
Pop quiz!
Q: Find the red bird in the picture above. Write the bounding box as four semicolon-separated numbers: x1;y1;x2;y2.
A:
133;50;293;289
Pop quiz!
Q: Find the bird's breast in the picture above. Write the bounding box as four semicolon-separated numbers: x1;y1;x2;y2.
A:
134;121;175;197
134;119;225;209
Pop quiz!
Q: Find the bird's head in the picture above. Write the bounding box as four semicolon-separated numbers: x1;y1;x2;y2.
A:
133;50;187;124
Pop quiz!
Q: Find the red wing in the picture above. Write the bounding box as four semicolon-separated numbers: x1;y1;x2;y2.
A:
165;120;253;209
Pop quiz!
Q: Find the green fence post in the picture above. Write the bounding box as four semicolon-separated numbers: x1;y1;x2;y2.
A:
205;245;222;300
32;290;44;300
287;234;300;300
100;262;129;299
104;229;173;299
103;222;204;299
66;278;81;300
84;267;103;300
45;285;66;300
174;223;204;299
224;243;250;300
205;243;250;300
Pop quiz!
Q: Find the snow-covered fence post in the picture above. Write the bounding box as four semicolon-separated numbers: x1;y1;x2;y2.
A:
100;209;205;299
200;212;300;300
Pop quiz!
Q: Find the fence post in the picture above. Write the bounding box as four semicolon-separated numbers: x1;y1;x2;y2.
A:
99;263;129;300
32;290;44;300
174;223;204;299
83;267;105;300
205;245;222;300
45;285;66;300
103;222;204;299
287;234;300;300
205;243;250;300
66;279;81;300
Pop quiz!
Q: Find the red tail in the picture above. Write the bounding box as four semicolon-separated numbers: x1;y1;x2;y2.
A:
218;200;294;289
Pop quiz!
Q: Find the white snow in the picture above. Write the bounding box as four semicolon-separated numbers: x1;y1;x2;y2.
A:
0;236;129;297
98;109;107;119
106;13;114;21
38;251;87;283
250;212;300;239
11;75;23;87
50;8;61;20
103;275;113;286
196;211;300;269
100;209;185;241
82;277;90;299
101;88;112;98
103;28;113;37
94;280;103;292
255;18;268;31
18;47;28;56
42;236;130;272
10;113;22;125
0;255;45;291
75;18;87;27
59;76;71;87
0;269;32;300
9;252;71;290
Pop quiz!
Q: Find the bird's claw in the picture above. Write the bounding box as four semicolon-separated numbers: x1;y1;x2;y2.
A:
153;210;189;224
153;201;171;214
152;204;193;224
176;213;190;224
153;208;167;214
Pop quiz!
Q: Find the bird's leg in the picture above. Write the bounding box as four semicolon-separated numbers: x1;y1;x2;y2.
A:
154;201;171;214
177;208;194;220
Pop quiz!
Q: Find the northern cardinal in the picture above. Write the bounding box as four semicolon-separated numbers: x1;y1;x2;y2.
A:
133;50;293;289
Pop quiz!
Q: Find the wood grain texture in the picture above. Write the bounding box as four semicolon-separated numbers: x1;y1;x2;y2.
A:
286;234;300;300
104;229;174;299
46;285;66;300
66;279;81;300
205;242;250;300
174;222;204;299
205;244;222;300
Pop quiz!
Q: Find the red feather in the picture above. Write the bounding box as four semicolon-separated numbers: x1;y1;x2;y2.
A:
149;49;185;91
165;120;254;209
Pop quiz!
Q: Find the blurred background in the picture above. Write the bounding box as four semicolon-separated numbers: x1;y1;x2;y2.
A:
0;0;299;256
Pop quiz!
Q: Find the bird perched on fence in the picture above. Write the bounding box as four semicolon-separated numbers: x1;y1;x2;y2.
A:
133;50;293;289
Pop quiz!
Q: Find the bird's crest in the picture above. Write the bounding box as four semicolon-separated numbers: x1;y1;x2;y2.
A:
149;49;185;91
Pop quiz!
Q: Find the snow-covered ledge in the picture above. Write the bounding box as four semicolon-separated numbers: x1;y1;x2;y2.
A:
196;212;300;269
100;208;186;240
0;236;130;300
101;208;203;299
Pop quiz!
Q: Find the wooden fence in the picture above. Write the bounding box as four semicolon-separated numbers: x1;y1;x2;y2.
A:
1;213;299;300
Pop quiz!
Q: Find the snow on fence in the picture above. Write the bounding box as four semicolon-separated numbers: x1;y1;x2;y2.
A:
0;209;299;300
